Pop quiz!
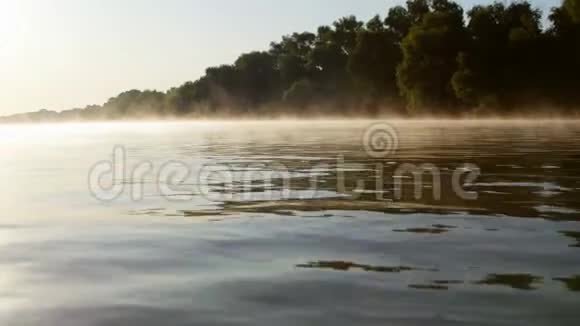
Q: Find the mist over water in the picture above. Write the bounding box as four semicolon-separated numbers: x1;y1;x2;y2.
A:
1;120;580;325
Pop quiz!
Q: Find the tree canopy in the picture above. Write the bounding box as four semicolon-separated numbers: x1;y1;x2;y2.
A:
2;0;580;122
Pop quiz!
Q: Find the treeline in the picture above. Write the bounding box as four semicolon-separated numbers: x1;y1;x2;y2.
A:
3;0;580;122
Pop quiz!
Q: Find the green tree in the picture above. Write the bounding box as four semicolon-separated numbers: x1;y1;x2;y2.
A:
102;90;164;118
385;6;412;40
9;0;580;121
547;0;580;109
452;2;543;111
565;0;580;22
282;79;320;109
234;52;280;108
270;32;315;88
349;17;401;99
397;0;466;114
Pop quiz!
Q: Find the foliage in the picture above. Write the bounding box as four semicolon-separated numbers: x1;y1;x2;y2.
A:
3;0;580;122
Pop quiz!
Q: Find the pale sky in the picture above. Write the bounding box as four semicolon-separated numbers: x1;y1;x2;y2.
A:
0;0;560;115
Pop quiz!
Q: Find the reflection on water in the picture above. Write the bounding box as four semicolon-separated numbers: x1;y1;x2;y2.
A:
1;121;580;325
408;284;450;291
554;276;580;292
559;231;580;247
393;226;452;234
296;261;436;273
476;273;544;291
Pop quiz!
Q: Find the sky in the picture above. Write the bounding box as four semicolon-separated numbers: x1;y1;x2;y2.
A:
0;0;561;115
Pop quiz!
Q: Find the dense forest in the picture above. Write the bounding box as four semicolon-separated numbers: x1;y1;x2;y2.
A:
2;0;580;122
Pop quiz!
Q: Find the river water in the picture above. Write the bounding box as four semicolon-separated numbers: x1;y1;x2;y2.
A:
0;120;579;325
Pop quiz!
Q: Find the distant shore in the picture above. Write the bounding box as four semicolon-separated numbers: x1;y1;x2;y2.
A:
3;0;579;124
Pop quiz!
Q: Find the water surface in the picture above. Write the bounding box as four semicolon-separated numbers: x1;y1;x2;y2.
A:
1;121;579;325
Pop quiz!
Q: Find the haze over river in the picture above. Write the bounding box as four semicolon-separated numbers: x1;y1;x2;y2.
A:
1;120;579;325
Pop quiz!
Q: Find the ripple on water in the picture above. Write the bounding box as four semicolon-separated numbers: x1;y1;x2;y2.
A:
536;206;580;215
553;275;580;292
470;181;572;192
559;231;580;247
296;261;438;273
475;273;544;291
